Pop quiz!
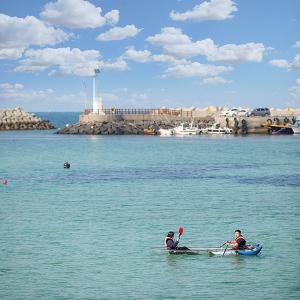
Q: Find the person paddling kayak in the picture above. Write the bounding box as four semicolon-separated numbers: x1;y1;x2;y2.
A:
165;229;194;254
225;229;247;250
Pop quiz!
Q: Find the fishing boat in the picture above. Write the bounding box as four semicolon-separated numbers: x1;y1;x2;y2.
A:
202;123;232;134
289;117;300;134
270;124;293;135
158;128;175;136
144;128;156;135
173;122;201;135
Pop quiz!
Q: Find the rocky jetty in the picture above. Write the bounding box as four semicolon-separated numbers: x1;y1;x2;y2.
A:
57;119;213;135
0;107;54;131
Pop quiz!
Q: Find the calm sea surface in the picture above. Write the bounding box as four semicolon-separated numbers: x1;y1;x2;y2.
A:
0;113;299;299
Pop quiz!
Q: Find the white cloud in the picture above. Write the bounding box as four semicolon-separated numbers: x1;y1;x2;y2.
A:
293;41;300;48
122;46;188;65
206;42;265;63
101;57;128;71
269;54;300;70
269;59;290;68
147;27;191;48
163;61;232;78
292;54;300;69
14;47;127;76
147;27;266;63
104;10;119;26
199;76;231;85
0;83;87;111
151;54;187;65
123;47;152;62
40;0;119;28
0;83;54;103
96;25;142;41
0;13;70;60
0;48;24;60
15;47;101;76
170;0;237;22
0;83;24;90
289;78;300;100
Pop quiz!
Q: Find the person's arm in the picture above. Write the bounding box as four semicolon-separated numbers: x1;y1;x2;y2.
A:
226;240;238;248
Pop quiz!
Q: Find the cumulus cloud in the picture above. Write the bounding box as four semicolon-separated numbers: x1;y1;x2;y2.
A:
0;82;54;104
14;47;127;76
289;78;300;100
0;48;24;60
269;54;300;70
269;59;290;68
199;76;231;85
292;54;300;69
170;0;237;22
40;0;119;28
0;13;70;60
122;46;188;65
96;25;142;41
147;27;265;63
101;57;128;71
162;61;232;78
293;41;300;48
104;10;120;26
123;47;152;63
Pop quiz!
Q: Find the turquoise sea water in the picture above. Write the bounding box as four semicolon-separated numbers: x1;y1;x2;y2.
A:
0;114;299;299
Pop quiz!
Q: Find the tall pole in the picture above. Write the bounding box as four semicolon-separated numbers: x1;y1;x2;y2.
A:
93;72;97;113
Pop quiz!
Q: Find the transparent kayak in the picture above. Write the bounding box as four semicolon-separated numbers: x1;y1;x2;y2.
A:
166;244;263;256
206;244;263;256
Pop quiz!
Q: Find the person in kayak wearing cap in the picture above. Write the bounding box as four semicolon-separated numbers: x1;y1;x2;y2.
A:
226;229;247;250
165;231;179;250
165;230;192;254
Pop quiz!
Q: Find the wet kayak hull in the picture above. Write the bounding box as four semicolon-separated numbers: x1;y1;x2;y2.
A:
208;244;262;256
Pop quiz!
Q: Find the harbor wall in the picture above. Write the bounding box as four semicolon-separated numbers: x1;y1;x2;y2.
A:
79;111;296;134
79;113;213;123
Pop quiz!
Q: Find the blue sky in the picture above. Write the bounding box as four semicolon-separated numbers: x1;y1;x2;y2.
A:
0;0;299;111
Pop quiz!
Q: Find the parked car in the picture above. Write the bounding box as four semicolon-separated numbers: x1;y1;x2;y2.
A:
237;109;249;117
220;108;239;117
246;107;271;117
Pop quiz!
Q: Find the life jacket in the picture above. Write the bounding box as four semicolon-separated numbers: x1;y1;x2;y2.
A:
165;237;174;250
234;235;246;249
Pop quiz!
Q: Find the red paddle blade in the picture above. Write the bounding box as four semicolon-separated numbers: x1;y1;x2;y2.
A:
179;227;184;235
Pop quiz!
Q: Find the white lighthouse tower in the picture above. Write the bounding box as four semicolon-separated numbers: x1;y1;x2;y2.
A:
92;68;104;115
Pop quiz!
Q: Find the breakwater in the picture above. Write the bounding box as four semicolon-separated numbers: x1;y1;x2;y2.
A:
0;107;54;131
57;119;213;135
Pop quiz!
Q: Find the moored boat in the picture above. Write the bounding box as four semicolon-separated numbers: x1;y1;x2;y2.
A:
144;128;156;135
202;123;232;134
289;117;300;134
270;124;293;135
159;128;175;136
173;122;201;135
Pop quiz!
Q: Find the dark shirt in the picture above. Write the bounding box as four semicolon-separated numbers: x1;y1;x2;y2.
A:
166;239;179;250
236;237;246;249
